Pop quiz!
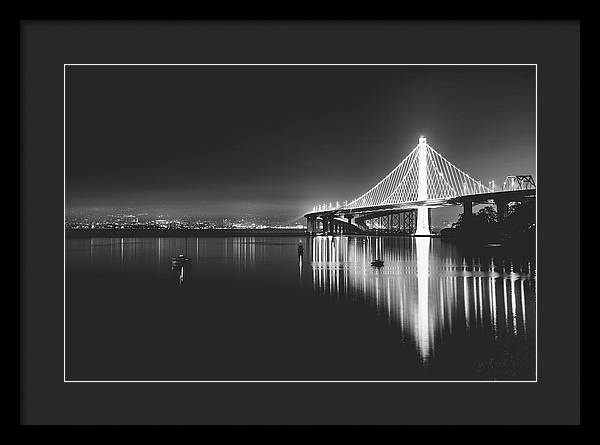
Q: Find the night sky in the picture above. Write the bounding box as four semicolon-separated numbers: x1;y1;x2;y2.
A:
66;65;535;222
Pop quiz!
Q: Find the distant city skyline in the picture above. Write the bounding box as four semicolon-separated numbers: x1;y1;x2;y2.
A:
65;206;304;228
66;65;535;223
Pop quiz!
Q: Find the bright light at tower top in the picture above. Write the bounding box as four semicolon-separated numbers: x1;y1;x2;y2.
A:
418;136;427;145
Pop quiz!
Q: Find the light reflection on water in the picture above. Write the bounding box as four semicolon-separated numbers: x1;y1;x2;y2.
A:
85;236;261;270
68;235;535;379
79;236;536;357
309;235;535;367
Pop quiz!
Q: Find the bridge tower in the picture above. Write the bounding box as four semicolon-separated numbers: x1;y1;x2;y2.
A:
415;136;431;236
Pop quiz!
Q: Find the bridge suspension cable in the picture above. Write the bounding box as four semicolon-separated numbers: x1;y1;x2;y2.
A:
346;140;492;209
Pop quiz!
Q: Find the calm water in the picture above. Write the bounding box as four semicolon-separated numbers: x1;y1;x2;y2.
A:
66;235;536;381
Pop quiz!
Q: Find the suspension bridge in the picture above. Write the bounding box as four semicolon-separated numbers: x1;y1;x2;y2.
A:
304;137;535;236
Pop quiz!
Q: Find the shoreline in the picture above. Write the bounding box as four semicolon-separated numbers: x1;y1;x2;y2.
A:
65;228;444;239
65;228;534;248
65;228;307;238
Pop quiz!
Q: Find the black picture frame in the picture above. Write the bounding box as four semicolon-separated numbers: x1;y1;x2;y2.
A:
20;20;580;425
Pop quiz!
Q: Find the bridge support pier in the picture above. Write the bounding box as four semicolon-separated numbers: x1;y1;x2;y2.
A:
332;217;341;235
494;198;510;222
323;215;335;235
463;200;474;223
306;216;317;235
415;207;431;236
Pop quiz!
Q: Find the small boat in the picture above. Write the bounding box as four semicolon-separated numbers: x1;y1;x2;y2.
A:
171;254;192;266
371;259;384;268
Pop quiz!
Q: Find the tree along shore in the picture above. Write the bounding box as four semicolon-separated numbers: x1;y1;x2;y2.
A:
440;200;535;249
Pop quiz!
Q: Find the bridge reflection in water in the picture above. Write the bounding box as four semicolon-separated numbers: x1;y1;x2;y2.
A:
309;236;535;366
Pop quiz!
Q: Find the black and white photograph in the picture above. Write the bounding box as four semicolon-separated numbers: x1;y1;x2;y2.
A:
64;64;536;382
20;20;580;426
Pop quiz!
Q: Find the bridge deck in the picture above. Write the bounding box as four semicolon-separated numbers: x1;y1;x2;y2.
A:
304;189;535;219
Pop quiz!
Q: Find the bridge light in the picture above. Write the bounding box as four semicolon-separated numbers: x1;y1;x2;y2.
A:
419;136;427;145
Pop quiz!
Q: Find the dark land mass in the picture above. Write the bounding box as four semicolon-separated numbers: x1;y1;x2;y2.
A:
439;200;535;255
